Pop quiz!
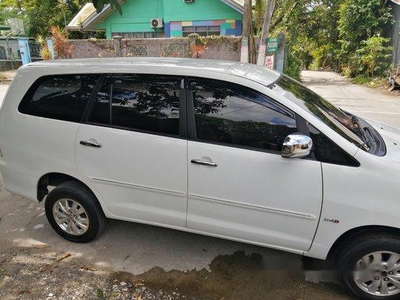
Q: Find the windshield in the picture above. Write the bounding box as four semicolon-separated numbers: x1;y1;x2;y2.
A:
270;75;386;156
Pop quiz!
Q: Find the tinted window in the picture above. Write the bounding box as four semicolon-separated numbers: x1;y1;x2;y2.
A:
191;78;297;152
309;124;359;167
88;74;181;136
271;75;387;156
19;75;99;122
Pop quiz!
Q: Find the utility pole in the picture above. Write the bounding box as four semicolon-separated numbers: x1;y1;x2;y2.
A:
240;0;252;63
257;0;276;66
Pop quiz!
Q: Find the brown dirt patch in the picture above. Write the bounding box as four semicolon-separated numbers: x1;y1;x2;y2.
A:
0;247;352;299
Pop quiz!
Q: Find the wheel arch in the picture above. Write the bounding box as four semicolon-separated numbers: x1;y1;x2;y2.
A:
37;172;94;202
327;225;400;261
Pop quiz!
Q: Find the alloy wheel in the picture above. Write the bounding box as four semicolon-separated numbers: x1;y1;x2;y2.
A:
353;251;400;297
52;198;90;236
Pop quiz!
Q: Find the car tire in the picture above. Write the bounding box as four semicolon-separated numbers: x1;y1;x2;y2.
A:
45;181;106;243
336;234;400;300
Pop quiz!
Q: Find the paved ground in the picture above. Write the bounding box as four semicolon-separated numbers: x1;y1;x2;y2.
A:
302;70;400;127
0;85;8;104
1;190;304;274
0;70;398;299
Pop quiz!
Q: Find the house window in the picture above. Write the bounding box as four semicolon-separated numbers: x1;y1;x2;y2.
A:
182;25;220;37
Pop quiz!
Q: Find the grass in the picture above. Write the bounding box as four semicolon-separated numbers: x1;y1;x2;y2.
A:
351;74;386;88
351;75;371;85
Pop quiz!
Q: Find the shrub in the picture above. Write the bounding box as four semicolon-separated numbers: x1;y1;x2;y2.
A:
356;36;392;77
284;50;301;81
50;26;74;59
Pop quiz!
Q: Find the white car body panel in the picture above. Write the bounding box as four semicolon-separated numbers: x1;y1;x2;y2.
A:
187;141;322;251
76;125;188;227
308;153;400;259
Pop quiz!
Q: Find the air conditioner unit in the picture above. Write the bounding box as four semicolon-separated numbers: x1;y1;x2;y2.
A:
150;18;163;29
184;0;194;3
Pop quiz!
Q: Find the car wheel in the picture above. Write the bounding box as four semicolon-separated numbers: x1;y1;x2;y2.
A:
336;234;400;299
45;181;105;243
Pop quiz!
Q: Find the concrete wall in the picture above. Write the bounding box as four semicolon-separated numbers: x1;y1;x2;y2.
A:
69;36;241;61
69;39;115;58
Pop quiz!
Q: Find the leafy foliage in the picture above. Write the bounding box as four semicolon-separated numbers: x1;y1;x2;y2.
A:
337;0;393;77
356;36;392;77
191;44;208;58
37;35;52;60
253;0;266;36
0;0;88;37
267;0;344;77
50;26;74;58
264;0;393;78
283;50;302;80
338;0;392;51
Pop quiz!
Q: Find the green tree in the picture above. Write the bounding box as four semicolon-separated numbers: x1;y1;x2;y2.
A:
266;0;393;78
0;0;87;37
253;0;266;36
267;0;344;76
27;0;88;37
338;0;392;77
356;36;392;77
338;0;392;52
0;0;34;33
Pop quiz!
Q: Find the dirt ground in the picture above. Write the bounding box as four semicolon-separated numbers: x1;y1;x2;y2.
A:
0;245;352;300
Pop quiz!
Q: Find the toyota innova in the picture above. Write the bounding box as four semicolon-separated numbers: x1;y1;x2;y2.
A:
0;58;400;299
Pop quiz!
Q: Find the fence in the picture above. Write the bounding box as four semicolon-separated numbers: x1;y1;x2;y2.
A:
0;38;41;70
69;36;242;61
0;36;243;70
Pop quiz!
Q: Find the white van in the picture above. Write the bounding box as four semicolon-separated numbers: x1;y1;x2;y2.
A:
0;58;399;299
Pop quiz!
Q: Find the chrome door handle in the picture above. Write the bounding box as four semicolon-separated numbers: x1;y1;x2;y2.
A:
80;140;102;148
191;159;218;167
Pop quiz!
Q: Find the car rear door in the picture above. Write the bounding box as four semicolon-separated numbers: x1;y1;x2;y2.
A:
76;74;188;228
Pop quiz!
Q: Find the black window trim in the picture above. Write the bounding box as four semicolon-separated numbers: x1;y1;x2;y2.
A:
81;74;105;123
302;117;360;167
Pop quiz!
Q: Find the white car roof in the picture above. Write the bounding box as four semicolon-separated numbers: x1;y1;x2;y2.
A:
23;57;281;87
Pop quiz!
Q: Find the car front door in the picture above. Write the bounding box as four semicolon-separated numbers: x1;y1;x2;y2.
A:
76;74;188;227
186;78;323;251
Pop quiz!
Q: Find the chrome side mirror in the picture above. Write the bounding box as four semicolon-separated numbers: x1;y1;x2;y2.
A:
281;134;313;158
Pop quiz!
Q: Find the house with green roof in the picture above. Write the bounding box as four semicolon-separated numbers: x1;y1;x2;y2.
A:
68;0;244;39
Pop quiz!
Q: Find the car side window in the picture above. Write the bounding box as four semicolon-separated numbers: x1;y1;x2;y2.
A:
19;75;100;122
309;124;360;166
190;78;297;152
88;74;181;137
